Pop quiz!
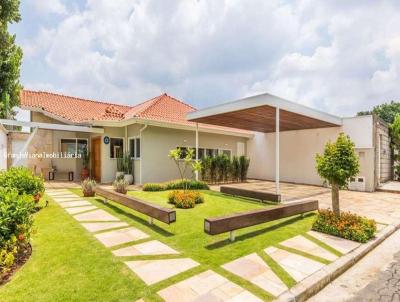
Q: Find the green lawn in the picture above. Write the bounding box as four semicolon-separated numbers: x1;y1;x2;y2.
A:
0;189;324;302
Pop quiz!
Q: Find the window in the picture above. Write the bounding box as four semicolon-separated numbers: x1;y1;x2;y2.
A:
60;138;88;158
110;138;124;158
220;149;232;158
129;138;141;159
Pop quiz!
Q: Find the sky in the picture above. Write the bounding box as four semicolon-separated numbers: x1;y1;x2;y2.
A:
10;0;400;117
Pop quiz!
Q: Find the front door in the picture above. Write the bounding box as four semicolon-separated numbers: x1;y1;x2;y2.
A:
91;137;101;182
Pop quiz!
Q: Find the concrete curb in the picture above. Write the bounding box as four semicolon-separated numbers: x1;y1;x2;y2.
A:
274;223;400;302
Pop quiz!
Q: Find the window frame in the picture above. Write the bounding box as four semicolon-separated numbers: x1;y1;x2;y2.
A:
109;137;125;159
128;136;141;159
219;148;232;159
60;138;89;158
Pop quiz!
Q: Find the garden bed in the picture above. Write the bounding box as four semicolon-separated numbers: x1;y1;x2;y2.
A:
0;243;32;286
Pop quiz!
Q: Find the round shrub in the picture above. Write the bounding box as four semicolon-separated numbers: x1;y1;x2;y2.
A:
143;183;166;191
0;167;44;199
167;190;205;209
82;178;96;197
113;178;128;194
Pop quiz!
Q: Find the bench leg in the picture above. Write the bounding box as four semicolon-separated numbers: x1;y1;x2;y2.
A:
103;197;108;204
148;217;154;225
229;231;235;242
300;213;305;218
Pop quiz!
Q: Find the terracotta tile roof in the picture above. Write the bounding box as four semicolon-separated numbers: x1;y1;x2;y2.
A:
20;90;252;136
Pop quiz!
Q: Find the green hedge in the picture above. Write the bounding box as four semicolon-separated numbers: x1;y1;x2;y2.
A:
0;167;44;197
312;209;376;243
143;179;209;191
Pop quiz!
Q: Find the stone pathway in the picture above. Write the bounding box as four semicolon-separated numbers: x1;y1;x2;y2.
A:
73;209;121;222
307;230;360;254
265;246;324;282
280;235;338;261
125;258;199;285
158;270;263;302
222;253;288;297
112;240;179;256
95;227;150;248
65;205;97;214
81;222;129;233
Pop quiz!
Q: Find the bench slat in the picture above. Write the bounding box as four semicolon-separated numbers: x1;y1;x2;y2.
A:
220;186;281;202
95;187;176;224
204;200;318;235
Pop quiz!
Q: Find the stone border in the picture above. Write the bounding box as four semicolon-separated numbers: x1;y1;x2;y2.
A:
275;223;400;302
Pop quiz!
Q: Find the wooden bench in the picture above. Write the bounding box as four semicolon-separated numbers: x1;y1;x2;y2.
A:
204;200;318;241
95;187;176;225
220;186;281;203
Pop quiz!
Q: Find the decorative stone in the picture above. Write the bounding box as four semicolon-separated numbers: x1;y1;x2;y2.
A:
94;227;149;247
280;235;338;261
112;240;179;257
307;231;361;254
222;253;287;297
265;247;325;282
73;209;120;222
158;270;262;302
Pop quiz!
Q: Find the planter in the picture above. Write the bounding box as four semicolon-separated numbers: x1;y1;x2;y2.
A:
81;167;89;180
116;171;124;180
124;174;133;185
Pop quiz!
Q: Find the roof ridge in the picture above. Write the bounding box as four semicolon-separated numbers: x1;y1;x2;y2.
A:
23;89;133;109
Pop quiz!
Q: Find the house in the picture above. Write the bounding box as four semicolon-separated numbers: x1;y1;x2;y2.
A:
5;90;391;192
12;90;251;184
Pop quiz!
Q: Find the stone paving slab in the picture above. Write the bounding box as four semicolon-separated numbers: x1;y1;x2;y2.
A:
307;230;361;254
265;247;325;282
280;235;338;261
46;190;73;196
73;209;120;222
158;270;263;302
60;200;93;208
65;206;97;214
81;222;129;233
112;240;179;257
52;196;84;202
222;253;287;297
126;258;199;285
95;227;149;247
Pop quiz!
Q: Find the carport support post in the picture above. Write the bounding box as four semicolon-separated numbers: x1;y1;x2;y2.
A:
195;123;199;181
276;107;280;195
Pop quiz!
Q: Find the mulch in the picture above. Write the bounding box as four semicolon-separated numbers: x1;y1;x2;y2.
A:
0;243;32;286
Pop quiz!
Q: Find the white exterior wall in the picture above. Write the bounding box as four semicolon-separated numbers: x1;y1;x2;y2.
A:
0;127;7;170
247;115;376;192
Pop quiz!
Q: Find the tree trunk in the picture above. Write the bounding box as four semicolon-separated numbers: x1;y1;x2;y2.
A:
331;182;340;215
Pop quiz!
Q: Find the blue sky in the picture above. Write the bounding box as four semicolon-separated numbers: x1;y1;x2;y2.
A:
11;0;400;116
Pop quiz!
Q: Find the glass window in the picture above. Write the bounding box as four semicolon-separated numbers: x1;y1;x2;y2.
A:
77;139;88;157
221;149;232;158
129;138;141;159
136;138;141;158
198;148;205;159
61;139;77;157
110;138;124;158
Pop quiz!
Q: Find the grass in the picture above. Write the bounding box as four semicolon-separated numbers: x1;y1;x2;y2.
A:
0;189;330;301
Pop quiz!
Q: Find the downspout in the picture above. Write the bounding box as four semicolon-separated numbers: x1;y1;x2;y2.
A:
139;124;148;185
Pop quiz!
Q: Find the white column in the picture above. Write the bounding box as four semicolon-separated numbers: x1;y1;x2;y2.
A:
275;107;280;195
195;123;199;181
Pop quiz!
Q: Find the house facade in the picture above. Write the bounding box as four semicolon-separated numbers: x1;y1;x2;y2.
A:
14;90;251;184
7;90;392;192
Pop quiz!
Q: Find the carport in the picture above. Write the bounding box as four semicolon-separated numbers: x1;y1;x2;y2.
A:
187;92;342;199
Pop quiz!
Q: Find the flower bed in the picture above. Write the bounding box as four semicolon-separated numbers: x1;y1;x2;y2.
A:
312;209;377;243
167;190;205;209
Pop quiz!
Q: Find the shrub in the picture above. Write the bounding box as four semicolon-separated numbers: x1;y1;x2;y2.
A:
0;167;44;200
167;190;205;209
82;178;96;197
0;189;35;276
143;183;166;191
312;209;376;243
113;179;128;194
165;179;209;190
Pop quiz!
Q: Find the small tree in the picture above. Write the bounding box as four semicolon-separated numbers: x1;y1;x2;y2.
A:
316;133;359;215
168;148;201;191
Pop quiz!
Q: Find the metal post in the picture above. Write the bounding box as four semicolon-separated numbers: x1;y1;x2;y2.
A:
148;217;154;225
195;123;199;181
103;197;108;204
229;231;235;242
276;107;280;195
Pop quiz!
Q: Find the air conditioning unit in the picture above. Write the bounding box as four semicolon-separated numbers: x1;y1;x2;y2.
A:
348;176;366;191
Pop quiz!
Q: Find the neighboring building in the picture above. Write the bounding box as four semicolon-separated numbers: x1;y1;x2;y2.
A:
17;90;251;184
0;125;7;170
10;90;391;192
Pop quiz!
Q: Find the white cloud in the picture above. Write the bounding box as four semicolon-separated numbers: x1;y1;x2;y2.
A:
32;0;67;15
18;0;400;115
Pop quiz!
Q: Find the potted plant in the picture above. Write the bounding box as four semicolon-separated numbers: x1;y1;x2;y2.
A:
82;178;96;197
81;146;90;180
116;155;124;180
123;153;134;184
113;178;128;194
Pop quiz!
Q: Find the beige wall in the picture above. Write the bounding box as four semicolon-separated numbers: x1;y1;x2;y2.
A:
141;126;248;184
247;116;377;192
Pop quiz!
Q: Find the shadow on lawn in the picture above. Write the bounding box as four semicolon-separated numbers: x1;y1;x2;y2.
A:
94;198;175;237
205;213;315;250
